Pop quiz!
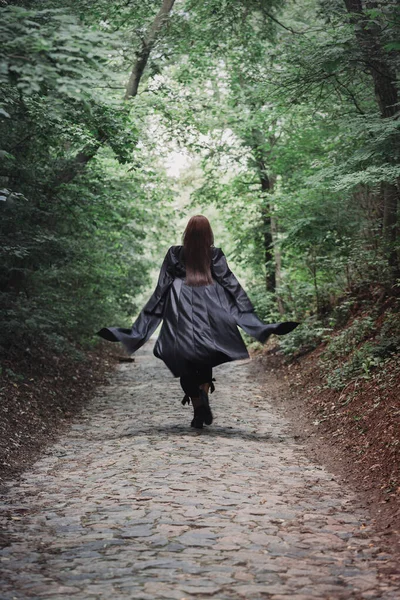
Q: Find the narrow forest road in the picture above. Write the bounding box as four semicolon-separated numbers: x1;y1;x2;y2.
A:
1;341;399;600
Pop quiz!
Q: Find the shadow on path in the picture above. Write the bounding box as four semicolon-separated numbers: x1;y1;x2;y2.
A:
112;424;286;443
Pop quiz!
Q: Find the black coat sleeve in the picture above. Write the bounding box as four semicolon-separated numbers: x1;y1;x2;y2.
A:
97;247;175;354
211;248;255;314
212;248;299;343
143;248;175;316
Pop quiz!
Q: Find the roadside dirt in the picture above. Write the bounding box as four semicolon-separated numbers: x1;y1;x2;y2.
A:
0;341;119;486
251;345;400;559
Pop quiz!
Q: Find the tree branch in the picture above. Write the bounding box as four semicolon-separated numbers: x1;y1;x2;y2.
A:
50;0;176;190
332;74;365;114
261;9;308;35
125;0;176;100
50;138;106;189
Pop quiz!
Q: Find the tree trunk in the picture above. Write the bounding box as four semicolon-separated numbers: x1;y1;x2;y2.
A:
125;0;176;100
271;214;285;314
258;161;276;293
383;182;399;270
50;139;105;189
343;0;398;117
250;127;279;292
343;0;399;274
309;249;321;316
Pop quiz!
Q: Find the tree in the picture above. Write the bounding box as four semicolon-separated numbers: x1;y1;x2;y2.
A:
52;0;177;188
343;0;399;274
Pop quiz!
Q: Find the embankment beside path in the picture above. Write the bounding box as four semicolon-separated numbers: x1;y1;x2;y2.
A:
251;347;400;557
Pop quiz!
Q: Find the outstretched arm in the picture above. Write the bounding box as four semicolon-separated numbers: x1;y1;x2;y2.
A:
143;247;175;315
97;247;175;353
211;248;255;314
212;248;299;343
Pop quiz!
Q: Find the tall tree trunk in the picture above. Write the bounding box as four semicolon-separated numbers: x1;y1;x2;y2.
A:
310;249;321;316
271;214;285;314
258;158;276;293
251;129;283;301
343;0;398;117
51;0;176;189
343;0;399;275
125;0;176;99
383;183;399;270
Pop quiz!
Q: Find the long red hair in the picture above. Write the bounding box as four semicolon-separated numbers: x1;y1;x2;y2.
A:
183;215;214;286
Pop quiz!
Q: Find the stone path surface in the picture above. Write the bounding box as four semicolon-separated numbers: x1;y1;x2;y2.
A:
1;342;399;600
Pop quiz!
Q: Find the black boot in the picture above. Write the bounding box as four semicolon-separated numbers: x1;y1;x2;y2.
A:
191;406;204;429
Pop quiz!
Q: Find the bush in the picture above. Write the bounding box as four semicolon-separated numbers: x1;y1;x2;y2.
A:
321;316;375;362
321;308;400;390
279;319;331;356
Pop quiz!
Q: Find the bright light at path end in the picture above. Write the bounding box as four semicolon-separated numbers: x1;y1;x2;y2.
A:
165;151;192;177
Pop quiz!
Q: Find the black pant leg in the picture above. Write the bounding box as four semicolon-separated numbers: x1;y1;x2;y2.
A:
180;364;213;397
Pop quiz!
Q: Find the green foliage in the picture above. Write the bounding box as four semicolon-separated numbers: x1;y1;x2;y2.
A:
322;316;375;361
320;315;376;390
380;308;400;339
0;3;174;358
279;321;330;356
248;284;282;323
1;0;399;372
319;308;400;390
325;343;387;391
1;6;120;100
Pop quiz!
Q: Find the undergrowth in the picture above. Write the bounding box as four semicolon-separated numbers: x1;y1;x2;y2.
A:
321;309;400;391
277;296;400;393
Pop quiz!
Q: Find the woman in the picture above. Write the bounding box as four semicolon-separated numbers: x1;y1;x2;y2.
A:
97;215;298;429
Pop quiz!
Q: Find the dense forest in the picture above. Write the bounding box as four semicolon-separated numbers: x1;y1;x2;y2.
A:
2;0;400;351
1;1;399;491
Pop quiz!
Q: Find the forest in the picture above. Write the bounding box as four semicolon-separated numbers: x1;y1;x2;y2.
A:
1;0;399;513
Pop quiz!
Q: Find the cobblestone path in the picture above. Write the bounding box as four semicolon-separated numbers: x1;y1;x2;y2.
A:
1;342;399;600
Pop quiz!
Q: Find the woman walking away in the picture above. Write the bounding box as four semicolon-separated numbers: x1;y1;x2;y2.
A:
97;216;299;429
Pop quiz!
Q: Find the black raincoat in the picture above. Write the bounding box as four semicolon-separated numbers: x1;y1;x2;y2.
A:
97;246;298;376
